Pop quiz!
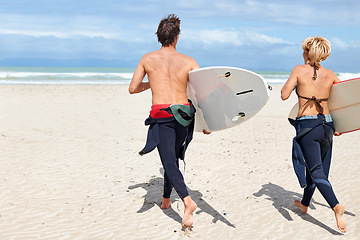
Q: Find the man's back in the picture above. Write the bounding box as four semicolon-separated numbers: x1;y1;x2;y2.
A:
130;45;199;105
142;48;198;105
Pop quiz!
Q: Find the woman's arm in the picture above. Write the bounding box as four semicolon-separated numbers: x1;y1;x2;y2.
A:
281;66;299;101
331;70;341;136
331;70;341;84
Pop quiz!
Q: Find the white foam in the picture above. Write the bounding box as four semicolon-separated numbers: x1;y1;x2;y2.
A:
338;72;360;81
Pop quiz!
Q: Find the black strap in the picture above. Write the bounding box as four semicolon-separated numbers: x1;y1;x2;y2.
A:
298;95;328;114
311;65;319;80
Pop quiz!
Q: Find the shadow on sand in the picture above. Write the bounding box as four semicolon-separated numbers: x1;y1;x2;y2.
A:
253;182;355;235
128;169;235;228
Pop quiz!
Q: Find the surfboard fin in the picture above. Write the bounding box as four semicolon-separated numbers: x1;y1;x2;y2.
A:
217;72;231;78
232;112;246;121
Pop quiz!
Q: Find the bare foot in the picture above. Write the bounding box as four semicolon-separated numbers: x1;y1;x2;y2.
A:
294;200;308;213
333;204;346;233
182;196;197;229
161;197;172;209
202;129;211;135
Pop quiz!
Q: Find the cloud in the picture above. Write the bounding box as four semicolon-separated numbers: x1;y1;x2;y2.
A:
331;38;349;50
173;0;360;26
331;38;360;51
0;29;121;40
0;12;148;42
182;28;292;47
182;29;242;46
244;32;293;45
0;0;359;71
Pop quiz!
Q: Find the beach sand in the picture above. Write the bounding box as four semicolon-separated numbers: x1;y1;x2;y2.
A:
0;84;359;239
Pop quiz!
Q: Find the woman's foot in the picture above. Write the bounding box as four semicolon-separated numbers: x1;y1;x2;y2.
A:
333;204;346;233
161;197;172;209
294;199;308;213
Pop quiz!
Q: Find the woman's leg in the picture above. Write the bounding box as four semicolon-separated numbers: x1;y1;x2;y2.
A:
301;167;316;208
298;126;339;209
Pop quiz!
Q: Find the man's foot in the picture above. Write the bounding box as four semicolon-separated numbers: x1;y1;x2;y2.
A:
333;204;346;233
161;197;172;209
182;196;197;229
294;199;308;213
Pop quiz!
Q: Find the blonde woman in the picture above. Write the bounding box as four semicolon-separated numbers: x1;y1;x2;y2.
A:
281;37;346;233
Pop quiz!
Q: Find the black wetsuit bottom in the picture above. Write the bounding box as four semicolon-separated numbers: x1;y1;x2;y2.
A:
297;118;339;209
157;119;189;200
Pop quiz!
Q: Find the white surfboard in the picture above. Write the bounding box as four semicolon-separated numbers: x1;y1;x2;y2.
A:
288;78;360;134
187;66;270;132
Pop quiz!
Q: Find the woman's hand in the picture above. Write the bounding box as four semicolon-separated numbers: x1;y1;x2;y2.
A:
334;132;342;136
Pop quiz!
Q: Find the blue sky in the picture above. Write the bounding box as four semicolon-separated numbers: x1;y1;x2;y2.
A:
0;0;359;72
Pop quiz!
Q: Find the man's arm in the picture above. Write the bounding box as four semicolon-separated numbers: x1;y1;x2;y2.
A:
190;58;200;72
129;58;151;94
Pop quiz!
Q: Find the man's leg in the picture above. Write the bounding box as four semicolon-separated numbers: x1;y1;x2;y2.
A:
157;122;197;228
161;173;173;209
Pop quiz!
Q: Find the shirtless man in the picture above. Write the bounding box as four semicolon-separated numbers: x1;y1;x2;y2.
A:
129;14;199;229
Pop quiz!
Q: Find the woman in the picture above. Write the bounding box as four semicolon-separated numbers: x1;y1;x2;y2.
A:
281;36;346;233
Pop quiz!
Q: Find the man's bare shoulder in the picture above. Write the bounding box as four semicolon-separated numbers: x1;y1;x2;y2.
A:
141;49;198;70
176;52;196;60
138;51;165;69
175;52;199;68
141;50;161;60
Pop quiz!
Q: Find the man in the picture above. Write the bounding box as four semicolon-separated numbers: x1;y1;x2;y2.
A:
129;14;199;229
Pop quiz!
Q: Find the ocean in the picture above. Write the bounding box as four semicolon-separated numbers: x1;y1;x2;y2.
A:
0;67;359;85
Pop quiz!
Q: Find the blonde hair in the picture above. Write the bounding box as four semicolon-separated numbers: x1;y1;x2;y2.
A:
302;37;331;67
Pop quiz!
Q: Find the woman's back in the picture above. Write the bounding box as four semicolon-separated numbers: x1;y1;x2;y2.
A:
296;64;338;117
281;36;340;117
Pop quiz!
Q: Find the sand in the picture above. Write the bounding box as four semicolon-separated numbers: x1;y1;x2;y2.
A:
0;84;359;240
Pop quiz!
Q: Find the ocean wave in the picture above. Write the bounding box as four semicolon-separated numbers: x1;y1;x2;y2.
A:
264;79;287;84
0;71;133;80
262;72;360;84
0;69;136;84
338;72;360;81
0;68;358;85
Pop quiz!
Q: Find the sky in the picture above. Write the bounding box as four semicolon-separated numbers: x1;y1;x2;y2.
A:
0;0;359;72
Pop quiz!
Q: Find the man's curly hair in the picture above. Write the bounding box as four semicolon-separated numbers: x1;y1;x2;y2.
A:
156;14;181;47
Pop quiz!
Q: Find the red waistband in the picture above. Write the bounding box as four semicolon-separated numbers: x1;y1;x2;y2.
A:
150;103;190;119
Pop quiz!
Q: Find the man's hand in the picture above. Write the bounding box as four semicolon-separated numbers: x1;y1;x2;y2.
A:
202;130;211;135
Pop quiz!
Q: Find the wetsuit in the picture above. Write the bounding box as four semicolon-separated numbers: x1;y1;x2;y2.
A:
291;73;339;209
140;101;195;200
